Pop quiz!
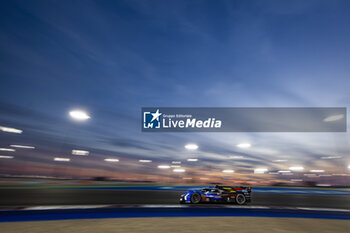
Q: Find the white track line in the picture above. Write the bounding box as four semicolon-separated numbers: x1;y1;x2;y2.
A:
296;207;350;212
24;205;111;210
0;204;347;212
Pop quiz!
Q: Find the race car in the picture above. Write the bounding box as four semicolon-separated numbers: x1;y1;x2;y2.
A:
179;185;251;205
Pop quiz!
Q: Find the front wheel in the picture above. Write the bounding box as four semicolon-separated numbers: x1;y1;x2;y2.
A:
235;194;246;205
190;193;201;204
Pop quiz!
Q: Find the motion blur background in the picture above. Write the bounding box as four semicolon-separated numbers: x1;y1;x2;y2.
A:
0;0;349;187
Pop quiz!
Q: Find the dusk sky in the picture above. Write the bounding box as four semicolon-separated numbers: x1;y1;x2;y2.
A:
0;0;349;182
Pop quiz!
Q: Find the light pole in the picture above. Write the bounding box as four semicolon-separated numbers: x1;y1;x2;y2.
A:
69;110;90;179
54;109;91;179
185;143;198;183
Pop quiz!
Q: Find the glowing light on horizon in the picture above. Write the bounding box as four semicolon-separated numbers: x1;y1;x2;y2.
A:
278;170;291;173
229;155;244;159
139;160;152;163
10;145;35;149
236;143;251;148
72;150;89;156
173;168;185;173
0;126;22;134
310;170;325;173
254;168;268;174
289;166;304;171
54;157;70;162
104;158;119;162
69;110;90;121
222;169;234;173
273;159;288;162
321;155;342;160
158;165;170;169
0;148;15;152
187;158;198;162
185;144;198;150
0;155;14;159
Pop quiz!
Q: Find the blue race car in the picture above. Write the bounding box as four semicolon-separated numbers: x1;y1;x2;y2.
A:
179;185;252;205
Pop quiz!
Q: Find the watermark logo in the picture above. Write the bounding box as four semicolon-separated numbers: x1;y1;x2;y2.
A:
143;109;162;129
142;107;222;131
142;107;346;132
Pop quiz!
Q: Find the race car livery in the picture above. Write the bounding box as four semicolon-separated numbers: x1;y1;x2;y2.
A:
179;185;252;205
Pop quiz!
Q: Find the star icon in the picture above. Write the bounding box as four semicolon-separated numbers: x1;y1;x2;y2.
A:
151;109;162;122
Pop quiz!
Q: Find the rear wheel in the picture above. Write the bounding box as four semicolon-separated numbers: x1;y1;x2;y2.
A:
235;194;246;205
190;193;201;204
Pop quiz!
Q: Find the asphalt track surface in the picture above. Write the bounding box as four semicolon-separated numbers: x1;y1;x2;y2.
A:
0;189;350;209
